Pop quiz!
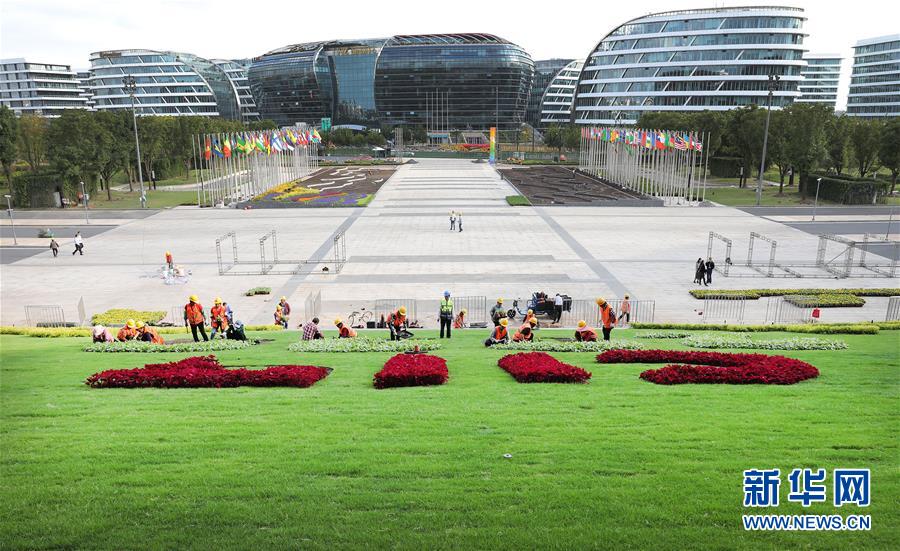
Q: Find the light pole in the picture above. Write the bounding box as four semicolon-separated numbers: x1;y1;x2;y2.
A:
812;177;822;221
756;74;780;206
122;75;146;209
887;205;895;240
4;194;16;245
79;181;90;225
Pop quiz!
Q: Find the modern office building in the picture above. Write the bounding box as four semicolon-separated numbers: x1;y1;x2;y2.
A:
797;54;841;108
75;70;95;110
540;60;583;126
0;58;88;116
526;58;574;128
248;33;534;130
573;6;808;125
847;34;900;118
89;49;245;119
212;58;260;121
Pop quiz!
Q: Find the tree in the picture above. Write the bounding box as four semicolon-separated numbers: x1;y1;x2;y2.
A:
782;103;830;194
849;118;881;177
47;110;101;197
879;117;900;194
0;105;18;187
724;106;767;187
764;110;790;194
17;114;47;171
94;111;132;200
823;114;851;174
563;124;581;151
136;116;170;189
543;124;563;153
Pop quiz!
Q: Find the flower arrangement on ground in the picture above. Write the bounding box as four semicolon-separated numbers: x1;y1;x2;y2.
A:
85;355;330;389
83;340;254;353
493;339;643;352
595;349;819;385
373;353;448;389
634;331;692;339
682;335;848;351
288;337;441;353
498;352;592;384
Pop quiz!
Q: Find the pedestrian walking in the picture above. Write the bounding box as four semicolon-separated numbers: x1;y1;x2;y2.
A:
49;238;59;257
693;258;705;285
439;290;453;339
553;293;564;323
618;295;631;327
449;211;456;231
458;211;463;232
705;257;715;285
72;232;84;255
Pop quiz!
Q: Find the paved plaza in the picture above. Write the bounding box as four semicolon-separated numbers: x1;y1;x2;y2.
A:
1;159;897;327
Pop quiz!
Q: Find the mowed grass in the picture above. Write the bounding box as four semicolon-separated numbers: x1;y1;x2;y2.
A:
1;330;897;549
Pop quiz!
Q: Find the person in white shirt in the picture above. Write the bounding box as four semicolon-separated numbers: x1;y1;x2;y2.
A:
72;232;84;256
553;293;564;323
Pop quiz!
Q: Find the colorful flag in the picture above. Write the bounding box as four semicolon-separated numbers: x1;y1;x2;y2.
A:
255;132;265;152
655;131;667;150
204;137;211;161
223;136;232;158
212;138;224;159
673;134;687;150
312;129;322;142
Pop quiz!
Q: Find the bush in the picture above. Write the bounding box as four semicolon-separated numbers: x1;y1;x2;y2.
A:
506;195;532;206
689;288;899;300
876;321;900;330
784;294;865;308
10;167;66;208
635;331;692;339
91;309;167;326
373;354;449;389
244;287;272;296
498;352;592;384
630;322;879;334
493;339;643;352
288;337;440;353
682;335;848;350
83;340;254;353
708;156;745;178
0;325;283;338
804;173;892;204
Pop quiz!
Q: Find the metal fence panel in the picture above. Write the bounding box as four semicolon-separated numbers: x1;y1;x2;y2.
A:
702;297;745;324
416;296;487;325
24;305;66;327
559;299;655;328
374;299;418;325
887;296;900;322
765;296;813;324
304;291;322;320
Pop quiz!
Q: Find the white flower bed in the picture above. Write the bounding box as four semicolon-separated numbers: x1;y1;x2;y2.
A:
682;335;848;351
84;340;254;353
287;337;441;353
492;339;644;352
635;331;692;339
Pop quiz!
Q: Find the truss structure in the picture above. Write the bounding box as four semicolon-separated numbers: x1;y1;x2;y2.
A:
216;229;346;276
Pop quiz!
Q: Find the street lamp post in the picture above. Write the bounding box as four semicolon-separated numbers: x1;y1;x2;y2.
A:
122;75;146;209
79;181;90;225
812;177;822;221
756;74;780;206
4;194;16;245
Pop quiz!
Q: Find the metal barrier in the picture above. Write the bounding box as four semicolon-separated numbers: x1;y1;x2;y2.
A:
216;229;346;276
304;291;322;320
374;299;418;325
25;305;67;327
887;296;900;322
560;299;655;327
701;297;745;324
765;296;813;324
77;296;87;326
417;296;487;326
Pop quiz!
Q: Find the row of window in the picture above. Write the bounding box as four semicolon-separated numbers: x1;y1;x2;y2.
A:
855;40;900;55
576;94;794;108
593;49;804;65
847;94;900;104
600;33;804;52
852;63;900;75
850;74;900;85
609;16;802;37
588;64;801;80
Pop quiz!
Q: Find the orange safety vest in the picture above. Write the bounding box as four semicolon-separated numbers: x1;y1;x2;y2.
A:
599;305;614;329
140;327;164;344
210;305;229;329
116;326;138;341
339;325;357;338
524;314;537;326
576;327;597;342
513;324;533;342
390;311;406;328
185;302;205;326
453;312;465;328
492;326;508;341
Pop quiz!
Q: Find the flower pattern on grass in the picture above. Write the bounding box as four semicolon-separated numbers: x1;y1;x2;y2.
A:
373;354;448;389
595;349;819;385
498;352;592;384
85;355;330;389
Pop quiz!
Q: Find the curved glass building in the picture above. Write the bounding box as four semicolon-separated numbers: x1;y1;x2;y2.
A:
212;59;260;121
797;54;841;108
574;6;807;125
89;49;243;118
249;34;534;130
540;60;583;126
526;59;574;129
847;34;900;118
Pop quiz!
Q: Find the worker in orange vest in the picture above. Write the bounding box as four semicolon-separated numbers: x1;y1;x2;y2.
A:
388;306;407;341
596;297;617;341
574;320;597;342
523;309;538;328
453;308;468;329
485;317;509;347
136;321;164;344
116;319;140;341
165;250;174;270
210;297;229;339
335;318;357;338
184;294;209;342
513;317;537;342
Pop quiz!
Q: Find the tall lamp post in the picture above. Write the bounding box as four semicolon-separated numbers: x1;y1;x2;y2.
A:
122;75;146;209
756;74;780;206
79;181;90;224
812;177;822;221
4;194;16;245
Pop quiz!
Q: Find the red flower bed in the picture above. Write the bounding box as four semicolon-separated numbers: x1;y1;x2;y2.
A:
85;355;331;389
374;353;448;389
498;352;592;384
595;349;819;385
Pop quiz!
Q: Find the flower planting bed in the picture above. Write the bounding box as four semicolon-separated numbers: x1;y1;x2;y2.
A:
373;354;449;389
85;355;331;389
783;294;865;308
91;309;166;326
83;340;255;353
288;337;441;353
497;166;652;205
596;350;819;385
247;167;394;208
630;322;883;335
245;286;271;296
635;331;692;339
498;352;592;384
689;288;899;300
493;339;643;352
682;335;847;351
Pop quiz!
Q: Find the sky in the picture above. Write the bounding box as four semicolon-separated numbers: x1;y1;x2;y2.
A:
1;0;897;110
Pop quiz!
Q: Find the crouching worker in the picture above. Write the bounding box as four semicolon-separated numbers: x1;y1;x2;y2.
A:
226;320;247;341
389;306;407;341
335;318;357;338
92;324;114;343
485;317;509;347
210;297;229;339
137;321;164;344
453;308;467;329
513;318;538;342
116;319;140;341
574;320;597;342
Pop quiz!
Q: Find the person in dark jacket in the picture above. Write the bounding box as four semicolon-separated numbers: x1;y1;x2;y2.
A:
705;258;715;285
694;258;705;285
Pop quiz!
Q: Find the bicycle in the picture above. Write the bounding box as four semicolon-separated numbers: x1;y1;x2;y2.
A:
347;308;374;328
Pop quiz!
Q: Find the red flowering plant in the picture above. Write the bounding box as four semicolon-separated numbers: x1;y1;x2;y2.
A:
85;355;331;389
595;349;819;385
498;352;592;384
374;353;448;389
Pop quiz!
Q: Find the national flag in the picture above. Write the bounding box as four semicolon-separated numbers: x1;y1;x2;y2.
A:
236;134;248;154
255;132;265;152
312;129;322;142
610;129;619;143
264;132;271;155
673;134;687;150
223;136;232;158
656;131;667;150
212;138;224;159
204;137;211;161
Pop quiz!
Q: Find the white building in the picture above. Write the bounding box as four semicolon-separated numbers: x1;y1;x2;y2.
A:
540;60;583;126
0;58;88;117
847;34;900;118
75;70;95;111
573;6;808;125
797;54;841;108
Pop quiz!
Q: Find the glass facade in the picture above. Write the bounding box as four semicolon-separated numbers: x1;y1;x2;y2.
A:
847;35;900;118
526;59;573;128
574;6;808;125
212;59;260;121
540;60;583;126
249;34;534;130
0;58;87;117
797;54;841;108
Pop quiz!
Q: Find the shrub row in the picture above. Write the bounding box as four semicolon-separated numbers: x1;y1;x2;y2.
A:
682;335;848;351
91;309;167;326
783;294;865;308
689;288;899;300
492;339;643;352
0;325;282;338
288;337;440;353
83;340;254;353
630;322;880;334
244;287;272;296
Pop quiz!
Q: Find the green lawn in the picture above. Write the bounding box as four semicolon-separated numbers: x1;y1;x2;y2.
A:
703;184;838;206
110;169;201;187
1;329;896;548
89;189;198;209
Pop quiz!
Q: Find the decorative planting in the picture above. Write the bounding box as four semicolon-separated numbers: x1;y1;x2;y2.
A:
493;339;643;352
689;288;898;300
83;340;255;353
682;335;848;351
91;309;167;326
783;294;865;308
630;322;880;335
635;331;692;339
498;352;592;384
288;337;441;353
244;287;272;296
373;354;449;389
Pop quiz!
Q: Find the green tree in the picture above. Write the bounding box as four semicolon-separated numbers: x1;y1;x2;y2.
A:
764;110;791;193
782;103;830;194
17;114;48;171
849;118;882;177
878;117;900;194
563;124;581;150
94;111;132;200
47;110;101;197
823;114;851;174
543;124;563;152
136;116;170;189
725;106;767;187
0;105;18;186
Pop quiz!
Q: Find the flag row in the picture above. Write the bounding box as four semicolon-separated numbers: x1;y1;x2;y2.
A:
582;127;703;152
202;128;322;161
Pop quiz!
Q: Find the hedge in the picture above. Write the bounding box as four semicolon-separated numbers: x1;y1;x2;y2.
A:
245;287;272;296
0;325;283;338
630;322;880;334
803;173;891;205
690;288;899;300
91;309;167;326
708;156;745;178
783;294;865;308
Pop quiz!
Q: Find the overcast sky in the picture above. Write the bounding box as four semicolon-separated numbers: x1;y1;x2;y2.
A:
2;0;897;110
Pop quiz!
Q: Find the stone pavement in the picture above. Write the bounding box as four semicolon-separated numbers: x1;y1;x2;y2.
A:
1;159;896;327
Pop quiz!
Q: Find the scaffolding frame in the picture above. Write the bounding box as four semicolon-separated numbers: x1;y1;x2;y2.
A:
216;229;347;276
707;232;733;276
859;233;899;278
816;234;856;278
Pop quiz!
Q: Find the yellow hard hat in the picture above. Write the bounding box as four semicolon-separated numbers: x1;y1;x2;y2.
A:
280;296;286;301
214;297;222;304
595;297;606;306
334;318;342;326
461;308;468;314
399;306;407;315
126;319;136;328
189;295;199;302
529;318;538;326
577;320;587;328
500;318;508;326
165;250;171;255
497;298;504;304
624;294;630;299
527;309;534;315
276;305;282;311
136;321;146;329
